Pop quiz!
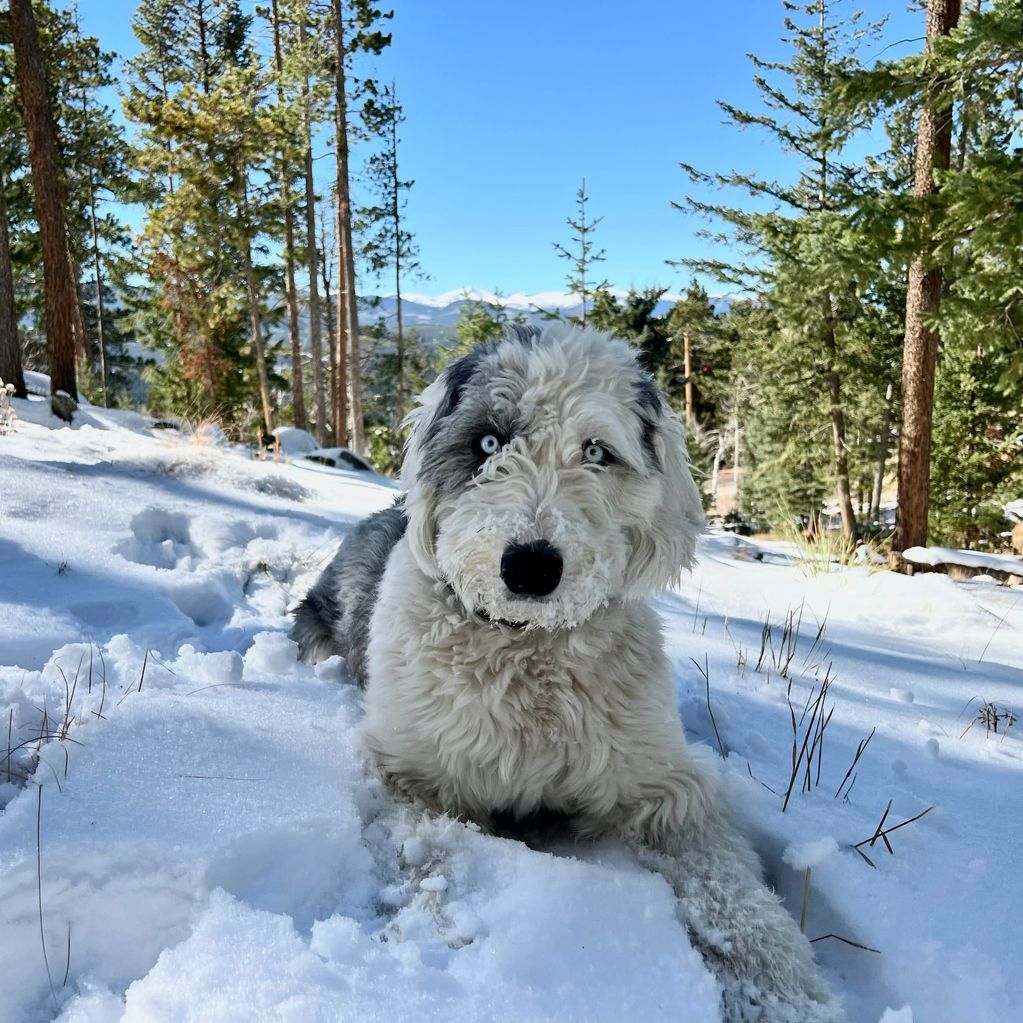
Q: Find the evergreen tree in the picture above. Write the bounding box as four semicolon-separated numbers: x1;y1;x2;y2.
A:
553;179;609;326
9;0;83;417
894;0;962;555
443;293;511;365
125;0;284;432
675;0;897;539
357;82;421;417
268;0;308;432
588;287;672;380
665;284;732;425
330;0;392;453
837;0;1023;548
0;163;25;397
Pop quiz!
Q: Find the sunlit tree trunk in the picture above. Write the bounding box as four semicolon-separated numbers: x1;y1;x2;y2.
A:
332;0;363;452
0;166;26;398
10;0;83;416
893;0;962;557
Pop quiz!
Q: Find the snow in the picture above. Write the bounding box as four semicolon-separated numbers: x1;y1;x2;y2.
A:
2;395;1023;1022
272;426;318;456
781;838;839;871
903;545;1023;576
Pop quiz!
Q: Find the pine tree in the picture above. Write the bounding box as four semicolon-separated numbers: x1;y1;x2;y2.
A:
589;287;671;379
665;284;732;426
553;180;609;327
894;0;962;555
443;293;510;365
675;0;896;539
837;0;1023;548
293;1;330;443
9;0;83;416
125;0;283;432
330;0;392;453
0;163;25;397
357;83;421;418
268;0;307;431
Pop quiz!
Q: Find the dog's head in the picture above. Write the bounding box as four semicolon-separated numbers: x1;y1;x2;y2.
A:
401;326;704;629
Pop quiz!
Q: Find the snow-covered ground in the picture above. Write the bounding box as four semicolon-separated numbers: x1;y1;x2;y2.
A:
1;398;1021;1023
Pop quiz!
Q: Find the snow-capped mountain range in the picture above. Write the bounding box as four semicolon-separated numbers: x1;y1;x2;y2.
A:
361;287;692;340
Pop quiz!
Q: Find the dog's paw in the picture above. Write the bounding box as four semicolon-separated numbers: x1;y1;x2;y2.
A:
720;978;845;1023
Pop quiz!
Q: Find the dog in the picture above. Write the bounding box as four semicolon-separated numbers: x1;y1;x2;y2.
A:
292;325;843;1022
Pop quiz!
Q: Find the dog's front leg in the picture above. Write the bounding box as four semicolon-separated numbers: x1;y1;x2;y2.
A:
627;801;845;1023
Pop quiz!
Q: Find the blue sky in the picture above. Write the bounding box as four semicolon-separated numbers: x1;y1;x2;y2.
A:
77;0;924;299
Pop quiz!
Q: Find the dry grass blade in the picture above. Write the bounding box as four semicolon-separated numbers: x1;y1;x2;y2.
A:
799;866;812;932
690;655;727;759
851;801;934;864
809;933;881;954
62;923;72;988
781;670;834;812
835;727;875;800
37;786;58;1010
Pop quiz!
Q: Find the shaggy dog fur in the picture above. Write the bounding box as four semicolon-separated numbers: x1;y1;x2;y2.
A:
292;325;844;1022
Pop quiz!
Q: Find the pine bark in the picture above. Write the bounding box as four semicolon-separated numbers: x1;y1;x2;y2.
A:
83;140;109;405
822;307;857;540
893;0;962;556
271;0;307;431
9;0;81;416
870;382;894;522
333;0;363;453
389;108;405;414
238;181;273;436
319;205;340;438
0;166;27;398
298;16;328;444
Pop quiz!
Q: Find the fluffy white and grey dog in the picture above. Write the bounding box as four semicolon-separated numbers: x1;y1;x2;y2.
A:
292;325;843;1023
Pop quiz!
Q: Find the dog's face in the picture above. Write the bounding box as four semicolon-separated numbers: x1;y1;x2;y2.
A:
401;327;704;630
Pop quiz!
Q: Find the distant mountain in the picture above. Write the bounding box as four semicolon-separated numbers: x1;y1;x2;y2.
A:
358;287;735;342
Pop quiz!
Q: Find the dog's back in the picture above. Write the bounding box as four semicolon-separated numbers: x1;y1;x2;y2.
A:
290;501;407;683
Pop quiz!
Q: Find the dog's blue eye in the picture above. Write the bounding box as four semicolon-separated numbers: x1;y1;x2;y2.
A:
583;441;609;465
479;434;501;456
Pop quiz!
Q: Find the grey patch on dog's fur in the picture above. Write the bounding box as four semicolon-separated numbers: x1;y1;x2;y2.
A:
503;323;541;347
639;412;662;472
633;374;661;416
290;501;407;684
425;345;496;441
419;395;520;498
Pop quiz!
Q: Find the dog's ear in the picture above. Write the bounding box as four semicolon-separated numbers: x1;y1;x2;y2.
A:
400;348;486;577
622;401;705;598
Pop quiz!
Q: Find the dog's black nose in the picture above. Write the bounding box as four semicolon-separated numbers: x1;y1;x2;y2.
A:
500;541;563;597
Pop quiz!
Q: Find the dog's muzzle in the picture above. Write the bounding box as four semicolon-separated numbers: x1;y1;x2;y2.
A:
500;541;563;598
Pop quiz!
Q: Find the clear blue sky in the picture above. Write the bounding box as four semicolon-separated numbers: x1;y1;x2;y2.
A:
77;0;924;299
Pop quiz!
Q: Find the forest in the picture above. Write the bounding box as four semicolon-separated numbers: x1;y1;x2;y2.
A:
0;0;1020;556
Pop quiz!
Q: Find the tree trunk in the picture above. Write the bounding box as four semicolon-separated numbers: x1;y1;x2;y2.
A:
10;0;81;417
389;105;405;416
0;165;26;398
822;306;857;540
870;382;894;522
271;0;307;431
893;0;962;557
682;329;693;424
298;16;328;445
84;147;108;406
333;0;363;453
238;183;273;436
319;204;339;442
